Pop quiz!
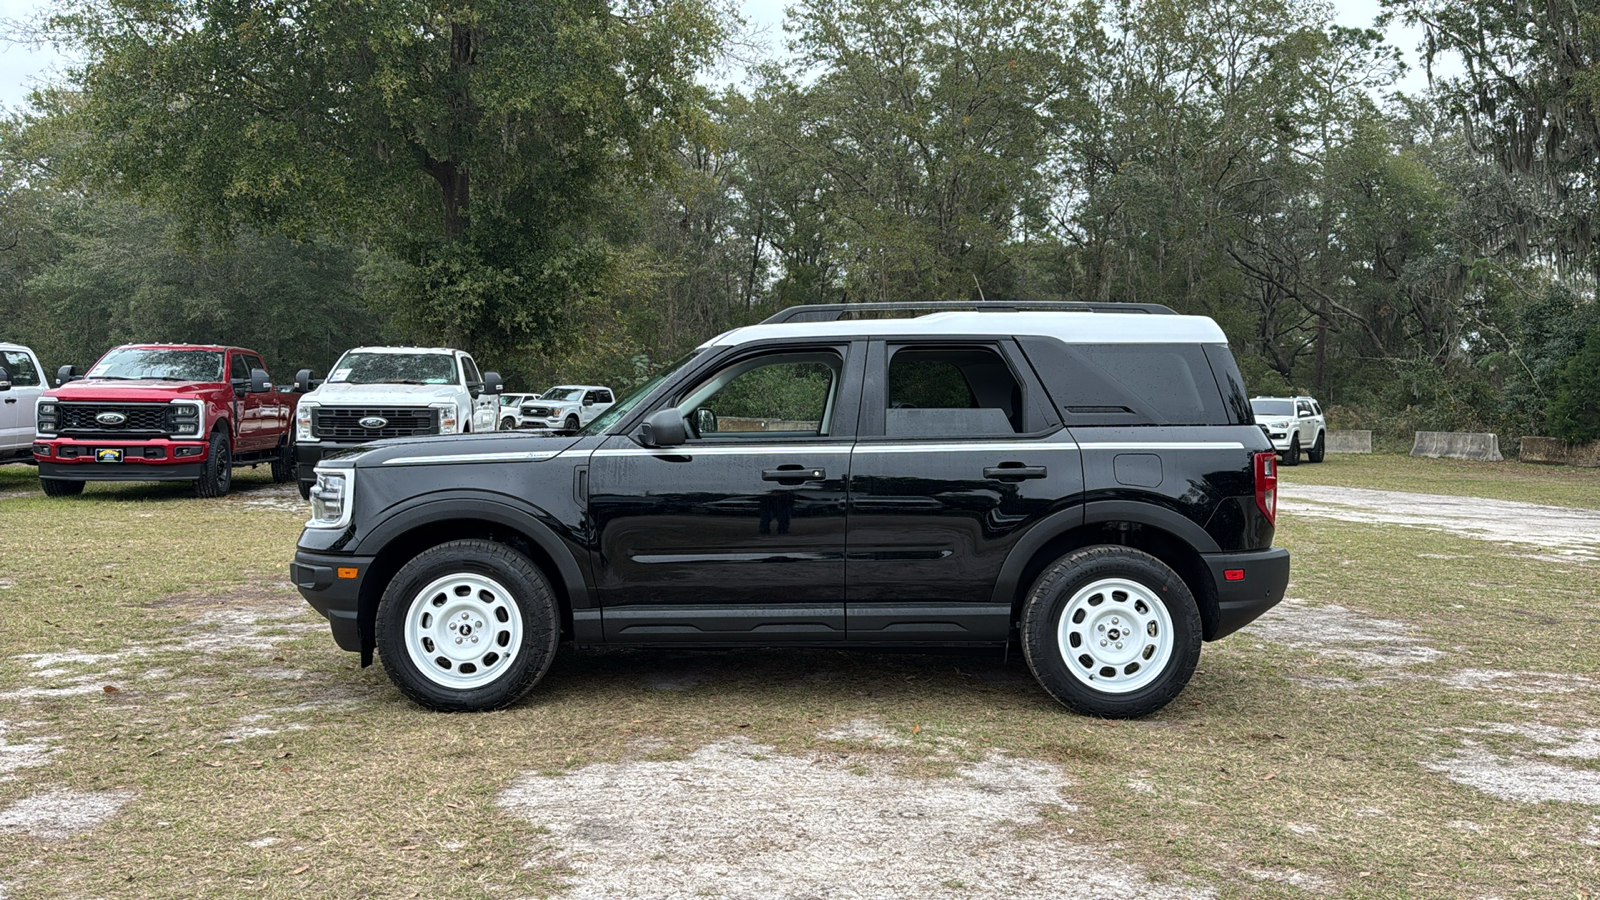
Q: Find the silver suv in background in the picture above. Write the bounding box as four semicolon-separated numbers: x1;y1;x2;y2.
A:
519;385;614;433
1250;396;1325;465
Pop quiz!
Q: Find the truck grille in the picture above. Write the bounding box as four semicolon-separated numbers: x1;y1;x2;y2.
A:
523;406;555;418
56;402;174;437
313;407;438;440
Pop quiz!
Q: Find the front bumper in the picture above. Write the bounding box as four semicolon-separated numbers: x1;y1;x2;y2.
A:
34;437;210;481
291;549;376;653
1201;547;1291;640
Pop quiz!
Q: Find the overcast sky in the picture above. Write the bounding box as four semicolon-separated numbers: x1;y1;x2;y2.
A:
0;0;1451;112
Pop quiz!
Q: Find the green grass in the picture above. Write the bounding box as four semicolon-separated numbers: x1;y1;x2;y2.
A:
1;459;1598;897
1282;451;1600;509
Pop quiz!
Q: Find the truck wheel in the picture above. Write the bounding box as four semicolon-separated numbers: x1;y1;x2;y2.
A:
1308;432;1325;463
1283;435;1301;466
1020;545;1201;719
564;415;579;433
40;477;85;497
500;417;517;431
271;438;295;483
376;539;560;712
298;480;313;501
193;431;233;498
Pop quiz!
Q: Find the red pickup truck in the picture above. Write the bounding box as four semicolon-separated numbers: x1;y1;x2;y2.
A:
32;344;299;497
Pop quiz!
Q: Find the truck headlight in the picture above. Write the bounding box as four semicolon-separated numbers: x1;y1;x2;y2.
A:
36;401;57;436
297;402;319;442
307;467;353;529
432;402;458;435
169;400;203;437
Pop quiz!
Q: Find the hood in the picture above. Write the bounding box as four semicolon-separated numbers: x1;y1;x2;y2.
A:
304;381;464;406
48;379;219;401
327;431;583;467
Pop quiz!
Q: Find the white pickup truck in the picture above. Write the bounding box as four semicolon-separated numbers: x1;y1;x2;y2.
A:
291;346;504;498
0;342;46;464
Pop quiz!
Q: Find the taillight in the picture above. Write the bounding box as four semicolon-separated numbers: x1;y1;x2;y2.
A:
1254;451;1277;525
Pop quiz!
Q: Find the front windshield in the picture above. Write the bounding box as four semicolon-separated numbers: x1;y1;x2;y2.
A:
541;387;581;401
499;395;521;407
1251;399;1294;417
580;351;702;436
87;348;225;382
327;352;456;386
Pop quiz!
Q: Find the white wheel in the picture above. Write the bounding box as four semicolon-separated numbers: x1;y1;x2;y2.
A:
401;572;524;691
1055;577;1175;694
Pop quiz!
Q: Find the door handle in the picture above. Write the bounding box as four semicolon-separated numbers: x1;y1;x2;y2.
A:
762;465;825;482
984;463;1047;480
2;398;15;404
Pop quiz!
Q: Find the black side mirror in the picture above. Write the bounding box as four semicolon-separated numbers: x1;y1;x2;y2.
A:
482;372;505;395
249;368;272;393
693;408;718;435
583;397;595;406
293;368;319;393
0;367;10;391
56;364;81;386
640;408;687;448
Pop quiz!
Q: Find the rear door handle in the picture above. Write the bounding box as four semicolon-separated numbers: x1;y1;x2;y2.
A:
2;398;15;404
984;464;1047;480
763;465;825;482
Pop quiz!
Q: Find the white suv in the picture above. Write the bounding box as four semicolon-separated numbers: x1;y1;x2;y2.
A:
0;342;47;463
519;385;615;433
1250;396;1326;465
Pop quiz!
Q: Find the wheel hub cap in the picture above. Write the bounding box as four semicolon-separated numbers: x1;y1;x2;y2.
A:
1056;577;1174;695
402;573;522;690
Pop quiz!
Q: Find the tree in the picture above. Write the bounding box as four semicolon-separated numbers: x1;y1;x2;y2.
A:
42;0;726;356
1547;325;1600;443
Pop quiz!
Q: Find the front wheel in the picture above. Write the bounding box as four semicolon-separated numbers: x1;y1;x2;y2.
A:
297;480;312;501
500;417;517;431
193;431;233;498
270;437;294;483
1283;435;1301;466
376;539;561;711
563;415;579;433
1308;432;1325;463
1020;545;1201;718
40;477;85;497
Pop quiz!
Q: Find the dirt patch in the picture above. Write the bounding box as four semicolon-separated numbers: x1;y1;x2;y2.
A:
1242;599;1443;669
1427;724;1600;804
0;723;54;780
0;789;134;839
498;737;1210;900
1279;484;1600;560
1439;669;1596;695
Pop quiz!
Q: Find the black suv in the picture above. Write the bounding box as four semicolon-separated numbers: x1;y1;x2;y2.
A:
291;303;1288;718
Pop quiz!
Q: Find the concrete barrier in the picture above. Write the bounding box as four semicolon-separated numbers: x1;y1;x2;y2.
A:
1520;437;1600;467
1411;431;1503;461
1325;430;1372;454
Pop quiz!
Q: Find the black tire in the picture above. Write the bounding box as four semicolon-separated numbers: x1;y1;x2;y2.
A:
270;437;294;483
1283;435;1301;466
1308;432;1325;463
500;417;517;432
1019;545;1202;719
40;477;84;497
376;539;561;712
193;430;233;498
563;415;579;433
298;480;313;501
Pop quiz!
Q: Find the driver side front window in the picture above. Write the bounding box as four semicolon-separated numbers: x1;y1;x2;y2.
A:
681;353;842;438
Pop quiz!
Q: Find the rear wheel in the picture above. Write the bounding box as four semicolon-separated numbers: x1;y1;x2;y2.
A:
1020;545;1201;718
1283;435;1301;466
270;437;294;483
1308;432;1325;463
193;431;233;497
376;539;561;711
40;477;84;497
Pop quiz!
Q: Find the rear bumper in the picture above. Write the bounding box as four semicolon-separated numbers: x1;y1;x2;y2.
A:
291;549;375;653
1201;547;1290;640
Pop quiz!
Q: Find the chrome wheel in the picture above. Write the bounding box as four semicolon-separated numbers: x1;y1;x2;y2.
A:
402;572;523;691
1055;576;1174;695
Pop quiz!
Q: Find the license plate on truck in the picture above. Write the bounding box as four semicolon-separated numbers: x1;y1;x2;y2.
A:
96;449;123;463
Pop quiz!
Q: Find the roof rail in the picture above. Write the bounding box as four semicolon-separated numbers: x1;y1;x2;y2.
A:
759;301;1178;325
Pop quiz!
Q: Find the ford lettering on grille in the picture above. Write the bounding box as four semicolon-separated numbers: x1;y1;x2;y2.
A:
359;416;389;429
96;412;128;426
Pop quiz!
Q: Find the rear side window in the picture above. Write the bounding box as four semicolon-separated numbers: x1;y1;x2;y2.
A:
1019;339;1231;426
885;345;1025;436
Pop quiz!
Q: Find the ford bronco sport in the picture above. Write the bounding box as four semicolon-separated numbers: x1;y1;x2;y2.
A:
291;302;1289;718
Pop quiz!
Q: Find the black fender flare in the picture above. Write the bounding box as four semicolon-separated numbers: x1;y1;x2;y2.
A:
988;500;1219;605
358;492;591;611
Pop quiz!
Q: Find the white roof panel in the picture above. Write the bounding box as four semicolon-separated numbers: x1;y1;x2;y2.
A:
703;311;1228;347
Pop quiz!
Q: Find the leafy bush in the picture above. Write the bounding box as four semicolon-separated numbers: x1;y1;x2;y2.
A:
1547;326;1600;443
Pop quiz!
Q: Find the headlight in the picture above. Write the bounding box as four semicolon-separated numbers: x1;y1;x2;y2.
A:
297;402;319;442
36;401;57;436
169;400;203;437
307;467;353;529
432;402;458;435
